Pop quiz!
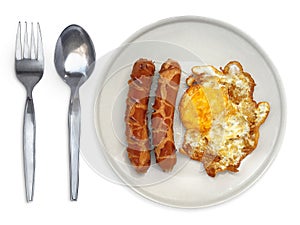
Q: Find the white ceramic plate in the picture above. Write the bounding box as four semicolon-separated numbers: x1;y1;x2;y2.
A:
80;16;286;208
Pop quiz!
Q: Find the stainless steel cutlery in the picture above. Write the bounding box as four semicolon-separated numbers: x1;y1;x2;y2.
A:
54;25;96;201
15;22;95;201
15;22;44;202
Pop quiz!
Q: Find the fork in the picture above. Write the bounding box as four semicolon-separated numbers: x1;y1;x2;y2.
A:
15;22;44;202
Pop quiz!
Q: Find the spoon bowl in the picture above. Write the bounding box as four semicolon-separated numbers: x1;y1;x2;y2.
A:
54;24;96;201
55;25;95;87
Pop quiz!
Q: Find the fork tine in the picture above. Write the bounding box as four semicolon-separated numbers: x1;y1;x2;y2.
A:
15;22;22;60
37;23;44;62
23;22;30;59
30;23;36;59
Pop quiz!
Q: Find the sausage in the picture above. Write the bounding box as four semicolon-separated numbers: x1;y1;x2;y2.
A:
151;59;181;172
125;59;155;173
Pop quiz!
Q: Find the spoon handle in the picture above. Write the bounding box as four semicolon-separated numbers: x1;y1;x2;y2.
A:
23;96;36;202
68;88;80;201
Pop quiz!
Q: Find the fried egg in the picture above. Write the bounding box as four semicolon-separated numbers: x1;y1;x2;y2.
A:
179;61;270;177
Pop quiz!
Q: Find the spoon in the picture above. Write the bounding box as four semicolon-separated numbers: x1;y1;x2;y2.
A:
54;24;96;201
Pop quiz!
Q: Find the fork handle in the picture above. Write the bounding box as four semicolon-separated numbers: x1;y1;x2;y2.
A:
23;97;36;202
68;87;80;201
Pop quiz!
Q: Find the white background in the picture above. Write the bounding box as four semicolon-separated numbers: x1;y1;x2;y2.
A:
0;0;297;224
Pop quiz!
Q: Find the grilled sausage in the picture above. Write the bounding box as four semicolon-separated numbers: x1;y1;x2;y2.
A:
151;59;181;172
125;59;155;173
